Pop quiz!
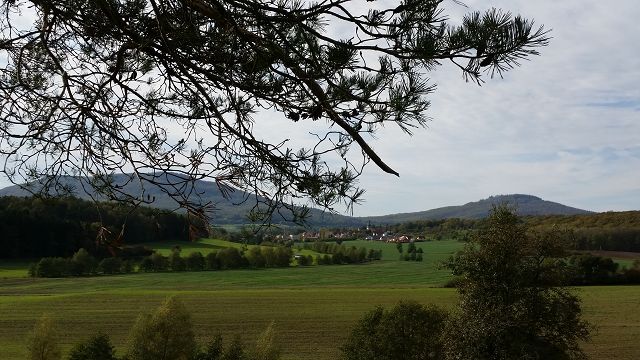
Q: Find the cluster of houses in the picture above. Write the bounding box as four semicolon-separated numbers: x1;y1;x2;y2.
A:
275;230;355;241
274;227;425;243
364;231;425;243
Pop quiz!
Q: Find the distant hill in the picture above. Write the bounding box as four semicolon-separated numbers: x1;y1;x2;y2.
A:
0;176;590;226
359;194;590;224
0;173;359;227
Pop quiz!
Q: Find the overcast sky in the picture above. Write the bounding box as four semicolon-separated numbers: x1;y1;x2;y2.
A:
344;0;640;216
1;1;638;217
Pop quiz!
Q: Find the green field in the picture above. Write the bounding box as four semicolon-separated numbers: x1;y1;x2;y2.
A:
0;260;32;279
146;238;246;255
1;239;639;359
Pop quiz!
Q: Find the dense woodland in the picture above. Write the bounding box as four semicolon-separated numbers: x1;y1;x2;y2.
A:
387;217;477;240
0;196;197;259
526;212;640;252
384;212;640;252
29;245;297;278
2;196;640;262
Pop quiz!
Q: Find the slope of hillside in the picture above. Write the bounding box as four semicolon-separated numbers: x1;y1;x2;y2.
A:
0;176;590;227
359;194;590;224
0;174;360;227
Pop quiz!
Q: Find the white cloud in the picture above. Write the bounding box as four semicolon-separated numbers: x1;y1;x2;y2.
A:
347;0;640;215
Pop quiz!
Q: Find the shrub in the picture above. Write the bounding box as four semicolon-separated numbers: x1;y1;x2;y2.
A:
36;257;70;277
217;248;243;269
98;257;122;275
126;297;197;360
341;301;448;360
71;248;97;275
26;314;60;360
68;333;116;360
121;259;134;273
246;247;266;268
222;335;244;360
197;334;223;360
169;249;186;271
28;262;37;277
296;255;309;266
205;251;220;270
138;256;154;272
150;253;168;271
186;252;206;271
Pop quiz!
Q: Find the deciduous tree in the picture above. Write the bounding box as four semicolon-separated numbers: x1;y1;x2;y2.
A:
341;300;448;360
126;296;197;360
26;314;61;360
444;206;591;360
197;334;224;360
186;251;206;271
68;333;117;360
222;335;245;360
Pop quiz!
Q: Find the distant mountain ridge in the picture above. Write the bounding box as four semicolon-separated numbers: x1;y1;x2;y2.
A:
361;194;590;224
0;174;358;227
0;175;591;226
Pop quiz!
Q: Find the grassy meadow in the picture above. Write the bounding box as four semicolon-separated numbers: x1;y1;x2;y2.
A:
1;239;639;359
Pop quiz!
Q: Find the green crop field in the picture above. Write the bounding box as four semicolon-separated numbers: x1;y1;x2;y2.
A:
324;239;464;261
0;260;32;279
145;238;246;255
1;239;639;359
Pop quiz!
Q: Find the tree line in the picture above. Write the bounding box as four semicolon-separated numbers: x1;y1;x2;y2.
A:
526;211;640;252
302;241;381;264
29;245;295;278
395;242;424;262
29;240;388;278
564;253;640;285
388;217;477;240
26;297;281;360
0;196;203;259
380;211;640;253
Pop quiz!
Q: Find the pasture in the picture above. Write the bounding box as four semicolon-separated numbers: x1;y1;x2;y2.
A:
0;239;639;359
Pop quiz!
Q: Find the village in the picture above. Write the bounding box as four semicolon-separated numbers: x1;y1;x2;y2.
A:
275;224;427;243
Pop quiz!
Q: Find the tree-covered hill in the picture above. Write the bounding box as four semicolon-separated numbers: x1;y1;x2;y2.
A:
384;210;640;253
361;194;589;224
0;176;591;227
0;173;361;227
525;211;640;252
0;196;192;259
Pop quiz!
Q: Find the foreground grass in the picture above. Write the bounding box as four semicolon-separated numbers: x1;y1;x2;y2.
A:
1;268;639;359
0;287;456;359
0;282;638;360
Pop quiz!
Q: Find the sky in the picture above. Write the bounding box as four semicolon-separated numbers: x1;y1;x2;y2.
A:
346;0;640;216
1;0;638;217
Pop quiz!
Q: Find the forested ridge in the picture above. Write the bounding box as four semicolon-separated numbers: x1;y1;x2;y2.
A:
2;195;639;261
0;196;192;259
385;212;640;252
525;211;640;252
